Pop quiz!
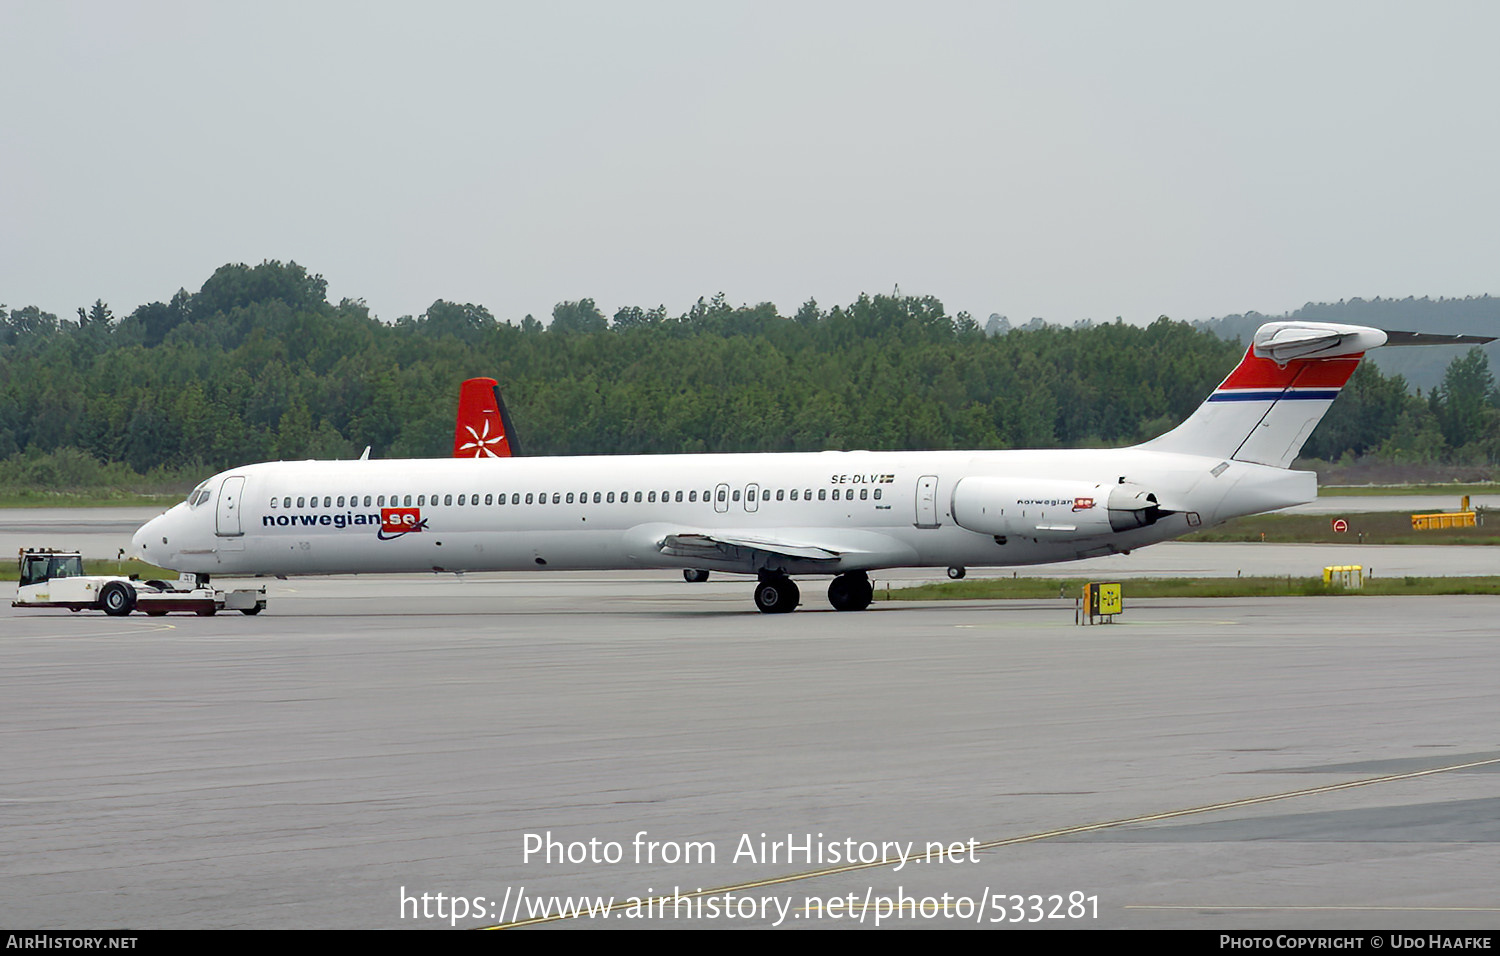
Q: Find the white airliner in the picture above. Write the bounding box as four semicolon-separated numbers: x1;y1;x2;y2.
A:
130;321;1490;613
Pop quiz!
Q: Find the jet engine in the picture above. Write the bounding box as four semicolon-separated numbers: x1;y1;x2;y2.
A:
950;477;1169;540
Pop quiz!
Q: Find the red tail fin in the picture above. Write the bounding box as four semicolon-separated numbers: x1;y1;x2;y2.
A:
453;378;520;457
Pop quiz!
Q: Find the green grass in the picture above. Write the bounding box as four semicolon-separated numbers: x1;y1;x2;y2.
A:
1;560;179;583
1318;483;1500;497
0;491;179;508
1184;510;1500;545
887;575;1500;601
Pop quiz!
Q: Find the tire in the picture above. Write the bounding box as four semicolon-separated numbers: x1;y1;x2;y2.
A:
683;569;710;583
99;581;136;617
196;607;217;617
753;575;799;614
947;566;966;580
145;609;167;617
240;607;262;616
828;572;873;611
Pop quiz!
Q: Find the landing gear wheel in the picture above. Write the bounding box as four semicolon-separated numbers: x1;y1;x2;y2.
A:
947;566;966;580
753;574;799;614
828;572;874;611
99;581;136;617
683;569;710;583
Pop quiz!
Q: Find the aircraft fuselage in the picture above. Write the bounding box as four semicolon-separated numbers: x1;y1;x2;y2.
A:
132;447;1313;578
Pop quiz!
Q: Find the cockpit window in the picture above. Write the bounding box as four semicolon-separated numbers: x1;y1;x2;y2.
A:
186;482;213;508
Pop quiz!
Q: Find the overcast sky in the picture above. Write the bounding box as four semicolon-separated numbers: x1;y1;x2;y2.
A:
3;1;1498;327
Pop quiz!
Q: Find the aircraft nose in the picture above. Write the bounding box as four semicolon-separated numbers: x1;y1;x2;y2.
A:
132;511;171;562
131;516;156;558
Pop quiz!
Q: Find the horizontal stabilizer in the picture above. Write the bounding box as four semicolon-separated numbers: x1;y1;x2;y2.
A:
1380;330;1496;348
1252;322;1387;363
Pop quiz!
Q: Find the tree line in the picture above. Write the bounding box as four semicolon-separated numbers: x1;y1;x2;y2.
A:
1;261;1496;488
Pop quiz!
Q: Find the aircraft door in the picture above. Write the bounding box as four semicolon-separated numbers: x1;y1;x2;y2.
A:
216;475;246;536
745;482;760;513
915;475;940;529
714;482;730;514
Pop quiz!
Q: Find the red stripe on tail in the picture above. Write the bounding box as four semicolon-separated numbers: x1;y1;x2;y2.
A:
1218;347;1363;391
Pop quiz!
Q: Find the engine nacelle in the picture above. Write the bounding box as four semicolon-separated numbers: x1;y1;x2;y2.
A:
951;477;1167;540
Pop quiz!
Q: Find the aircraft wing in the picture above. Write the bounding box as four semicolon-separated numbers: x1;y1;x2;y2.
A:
650;527;918;571
661;532;844;563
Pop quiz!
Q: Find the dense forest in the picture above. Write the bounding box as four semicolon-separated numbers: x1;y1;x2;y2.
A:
2;261;1497;493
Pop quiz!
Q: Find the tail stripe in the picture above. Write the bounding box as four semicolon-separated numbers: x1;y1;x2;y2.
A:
1216;351;1362;391
1208;389;1341;403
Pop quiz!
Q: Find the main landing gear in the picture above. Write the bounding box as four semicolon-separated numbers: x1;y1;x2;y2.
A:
827;571;873;612
751;571;873;613
753;572;799;614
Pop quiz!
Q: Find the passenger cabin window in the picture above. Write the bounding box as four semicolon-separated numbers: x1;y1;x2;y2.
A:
818;490;826;501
